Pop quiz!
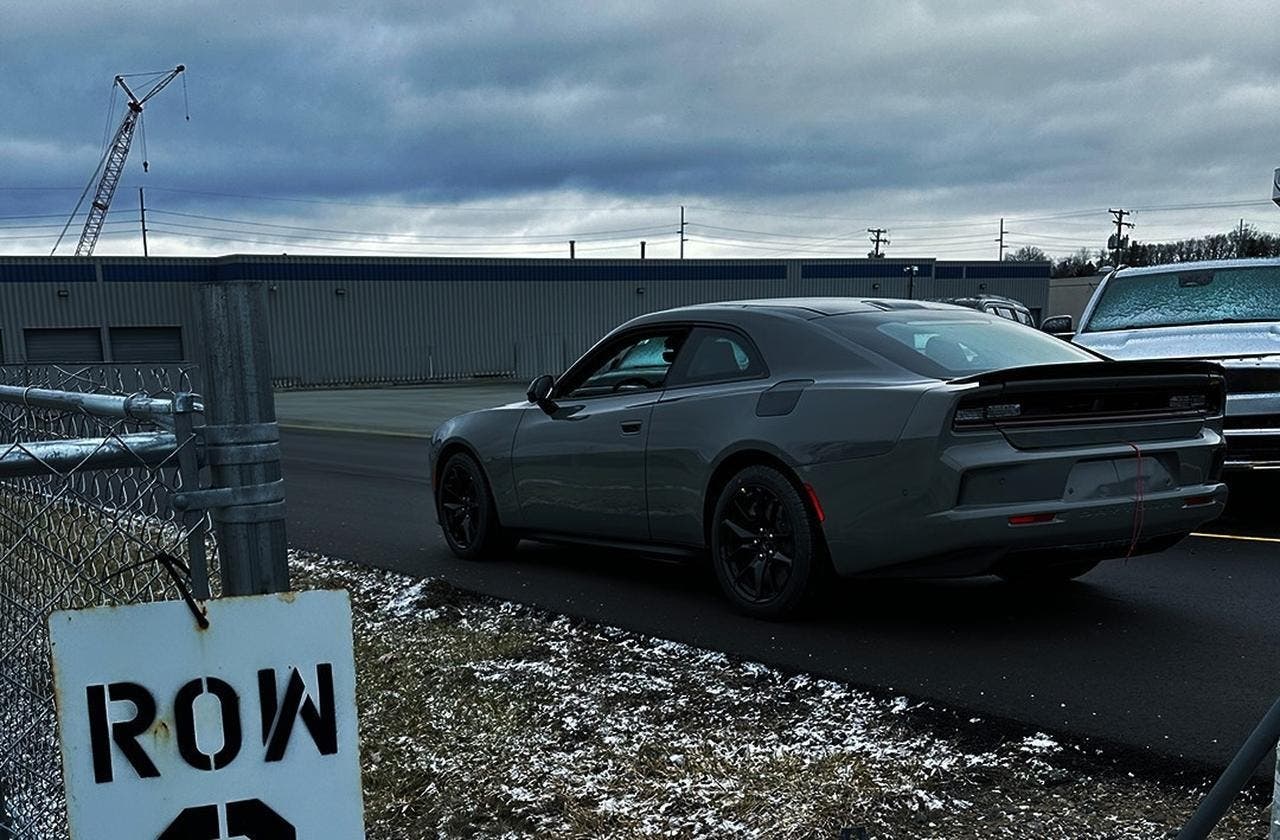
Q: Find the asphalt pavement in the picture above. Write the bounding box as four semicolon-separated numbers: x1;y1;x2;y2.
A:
276;386;1280;775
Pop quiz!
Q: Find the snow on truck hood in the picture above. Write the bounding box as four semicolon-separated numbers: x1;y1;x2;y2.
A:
1074;321;1280;363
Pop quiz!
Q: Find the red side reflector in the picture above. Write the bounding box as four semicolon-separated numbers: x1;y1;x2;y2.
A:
1183;495;1215;507
803;483;826;522
1008;513;1055;526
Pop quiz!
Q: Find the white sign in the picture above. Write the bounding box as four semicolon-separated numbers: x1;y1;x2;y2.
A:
48;590;366;839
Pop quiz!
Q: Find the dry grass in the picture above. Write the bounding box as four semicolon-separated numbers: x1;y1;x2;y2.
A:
295;551;1268;840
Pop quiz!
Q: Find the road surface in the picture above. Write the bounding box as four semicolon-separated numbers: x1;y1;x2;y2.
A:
281;426;1280;773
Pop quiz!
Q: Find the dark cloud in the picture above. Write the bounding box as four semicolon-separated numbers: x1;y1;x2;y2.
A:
3;0;1278;257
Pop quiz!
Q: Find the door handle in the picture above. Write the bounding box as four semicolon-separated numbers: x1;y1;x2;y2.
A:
619;420;643;435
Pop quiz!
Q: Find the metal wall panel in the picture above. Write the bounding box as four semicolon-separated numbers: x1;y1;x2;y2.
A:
108;327;184;362
24;327;104;363
1;256;1052;387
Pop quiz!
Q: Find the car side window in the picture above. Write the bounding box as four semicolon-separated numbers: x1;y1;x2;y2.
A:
671;327;766;385
563;332;687;398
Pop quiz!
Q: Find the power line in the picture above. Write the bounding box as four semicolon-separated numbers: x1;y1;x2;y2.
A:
0;212;82;221
146;208;670;242
0;228;135;242
686;235;862;255
1006;230;1104;242
689;222;872;243
140;225;642;256
146;220;665;250
0;220;134;232
144;186;677;213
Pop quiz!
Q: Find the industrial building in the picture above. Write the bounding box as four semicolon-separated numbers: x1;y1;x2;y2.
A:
0;255;1051;388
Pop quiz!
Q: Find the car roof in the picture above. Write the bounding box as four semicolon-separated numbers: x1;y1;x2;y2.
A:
651;297;970;320
1112;257;1280;278
931;294;1029;310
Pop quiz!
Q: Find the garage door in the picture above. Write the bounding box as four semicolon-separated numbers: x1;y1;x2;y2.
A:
24;328;104;363
109;326;184;362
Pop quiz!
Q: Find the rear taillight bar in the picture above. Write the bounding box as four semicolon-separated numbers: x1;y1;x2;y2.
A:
954;387;1220;430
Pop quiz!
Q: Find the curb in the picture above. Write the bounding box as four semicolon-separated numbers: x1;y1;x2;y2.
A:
277;422;430;440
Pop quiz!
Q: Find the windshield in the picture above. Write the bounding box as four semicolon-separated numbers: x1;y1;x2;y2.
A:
823;313;1098;379
1084;265;1280;332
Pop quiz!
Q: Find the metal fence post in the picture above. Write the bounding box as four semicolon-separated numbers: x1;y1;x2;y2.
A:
198;280;290;595
1176;695;1280;839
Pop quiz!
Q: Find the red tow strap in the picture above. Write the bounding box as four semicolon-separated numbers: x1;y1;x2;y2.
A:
1125;442;1145;558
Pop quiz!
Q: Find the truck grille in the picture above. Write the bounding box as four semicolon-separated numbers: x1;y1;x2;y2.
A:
1223;366;1280;394
1223;413;1280;430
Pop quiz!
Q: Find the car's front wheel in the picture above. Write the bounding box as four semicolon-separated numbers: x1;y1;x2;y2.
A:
709;464;825;619
436;451;516;559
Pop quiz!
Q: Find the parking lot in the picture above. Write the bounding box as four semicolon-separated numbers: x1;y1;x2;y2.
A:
277;382;1278;775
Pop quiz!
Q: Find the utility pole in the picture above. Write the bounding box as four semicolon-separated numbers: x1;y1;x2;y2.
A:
867;227;889;258
569;240;576;259
139;187;149;257
1108;208;1133;266
1238;218;1246;257
640;240;646;260
679;206;688;259
996;218;1007;260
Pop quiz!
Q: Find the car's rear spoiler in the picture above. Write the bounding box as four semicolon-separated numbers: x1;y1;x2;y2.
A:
950;359;1227;434
950;359;1224;390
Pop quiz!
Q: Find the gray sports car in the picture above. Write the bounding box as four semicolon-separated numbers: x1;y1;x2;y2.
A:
430;298;1228;617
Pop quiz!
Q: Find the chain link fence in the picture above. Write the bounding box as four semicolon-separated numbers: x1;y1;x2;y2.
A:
0;282;288;839
0;363;218;838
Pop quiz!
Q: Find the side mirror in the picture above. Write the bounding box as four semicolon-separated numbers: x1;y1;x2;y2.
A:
1041;315;1075;339
526;374;557;412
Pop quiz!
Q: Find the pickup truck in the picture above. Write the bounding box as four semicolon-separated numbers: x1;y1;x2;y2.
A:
1046;258;1280;470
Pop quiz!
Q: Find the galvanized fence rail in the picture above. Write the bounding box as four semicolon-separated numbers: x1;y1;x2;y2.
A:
0;281;289;839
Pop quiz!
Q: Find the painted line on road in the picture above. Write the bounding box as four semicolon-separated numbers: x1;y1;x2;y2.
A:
1191;532;1280;545
278;423;430;440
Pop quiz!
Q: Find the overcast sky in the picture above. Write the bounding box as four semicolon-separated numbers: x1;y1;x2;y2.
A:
3;0;1278;259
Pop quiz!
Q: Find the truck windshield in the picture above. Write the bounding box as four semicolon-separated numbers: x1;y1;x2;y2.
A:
1084;265;1280;332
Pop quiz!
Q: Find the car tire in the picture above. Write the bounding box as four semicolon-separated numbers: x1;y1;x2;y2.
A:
709;464;826;619
436;451;516;560
997;559;1099;586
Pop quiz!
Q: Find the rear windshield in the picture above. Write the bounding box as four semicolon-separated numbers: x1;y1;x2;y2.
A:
1084;265;1280;332
823;313;1097;379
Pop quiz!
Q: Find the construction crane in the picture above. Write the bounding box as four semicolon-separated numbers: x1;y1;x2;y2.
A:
53;65;186;256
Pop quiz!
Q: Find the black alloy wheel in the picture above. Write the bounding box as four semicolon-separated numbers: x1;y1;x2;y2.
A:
437;451;514;559
711;464;824;619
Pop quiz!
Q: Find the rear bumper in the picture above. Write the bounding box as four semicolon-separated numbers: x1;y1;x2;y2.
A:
822;485;1225;578
823;484;1226;578
801;429;1226;578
